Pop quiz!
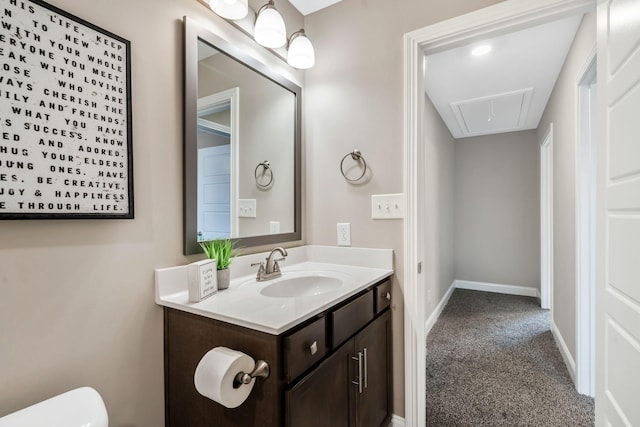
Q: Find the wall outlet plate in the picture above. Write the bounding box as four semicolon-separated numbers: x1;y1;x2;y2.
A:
269;221;280;234
371;193;404;219
337;223;351;246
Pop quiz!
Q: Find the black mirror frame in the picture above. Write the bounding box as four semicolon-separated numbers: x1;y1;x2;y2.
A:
183;16;302;255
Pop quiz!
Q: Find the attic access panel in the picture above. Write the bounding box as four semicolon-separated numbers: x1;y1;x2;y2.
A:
450;88;533;137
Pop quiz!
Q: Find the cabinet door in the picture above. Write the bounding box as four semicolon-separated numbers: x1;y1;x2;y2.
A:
354;310;391;427
285;340;352;427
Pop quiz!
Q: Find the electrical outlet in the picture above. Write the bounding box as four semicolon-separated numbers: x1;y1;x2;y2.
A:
371;193;404;219
269;221;280;234
337;223;351;246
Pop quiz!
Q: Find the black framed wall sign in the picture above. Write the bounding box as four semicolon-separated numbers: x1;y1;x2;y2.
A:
0;0;133;219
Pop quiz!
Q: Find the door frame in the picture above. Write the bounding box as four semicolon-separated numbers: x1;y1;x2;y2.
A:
541;123;554;311
403;0;595;424
575;49;597;397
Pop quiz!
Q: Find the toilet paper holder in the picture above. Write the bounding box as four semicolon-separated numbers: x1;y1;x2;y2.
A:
233;360;270;387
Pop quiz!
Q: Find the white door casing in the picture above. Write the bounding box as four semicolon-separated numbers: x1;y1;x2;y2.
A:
404;1;595;425
595;0;640;425
541;123;554;311
576;50;597;397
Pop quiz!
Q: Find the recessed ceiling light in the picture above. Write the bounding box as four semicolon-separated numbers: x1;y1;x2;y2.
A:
471;44;492;56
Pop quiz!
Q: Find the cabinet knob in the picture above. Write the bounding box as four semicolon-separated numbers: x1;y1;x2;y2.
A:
385;292;391;301
309;341;318;355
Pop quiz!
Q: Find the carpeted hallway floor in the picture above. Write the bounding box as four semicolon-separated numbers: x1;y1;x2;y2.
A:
426;289;595;426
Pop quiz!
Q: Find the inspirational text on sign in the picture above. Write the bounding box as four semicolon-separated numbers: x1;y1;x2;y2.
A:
0;0;132;218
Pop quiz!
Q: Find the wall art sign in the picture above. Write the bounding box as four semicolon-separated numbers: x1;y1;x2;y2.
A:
0;0;133;219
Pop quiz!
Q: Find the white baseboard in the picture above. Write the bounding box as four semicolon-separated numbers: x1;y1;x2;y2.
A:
455;279;538;298
551;320;576;383
389;414;405;427
425;281;456;335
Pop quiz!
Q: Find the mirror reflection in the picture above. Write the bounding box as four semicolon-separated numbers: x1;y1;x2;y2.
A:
197;40;296;241
184;16;301;255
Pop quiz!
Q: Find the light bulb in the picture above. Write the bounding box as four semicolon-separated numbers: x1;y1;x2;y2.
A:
208;0;248;20
255;2;286;48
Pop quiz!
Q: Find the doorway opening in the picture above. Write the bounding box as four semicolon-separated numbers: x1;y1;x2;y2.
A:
403;1;595;425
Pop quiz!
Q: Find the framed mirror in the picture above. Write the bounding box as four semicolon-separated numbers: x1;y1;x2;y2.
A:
184;17;302;255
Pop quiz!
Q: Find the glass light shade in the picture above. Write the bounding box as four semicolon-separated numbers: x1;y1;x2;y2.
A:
287;32;315;69
254;6;287;48
208;0;248;20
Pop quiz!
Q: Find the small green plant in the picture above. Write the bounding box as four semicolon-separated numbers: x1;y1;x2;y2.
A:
199;239;236;270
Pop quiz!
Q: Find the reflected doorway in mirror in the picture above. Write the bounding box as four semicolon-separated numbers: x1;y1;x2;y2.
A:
197;88;240;240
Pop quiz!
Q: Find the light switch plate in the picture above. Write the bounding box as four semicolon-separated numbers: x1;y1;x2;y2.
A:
371;193;404;219
269;221;280;234
337;223;351;246
238;199;256;218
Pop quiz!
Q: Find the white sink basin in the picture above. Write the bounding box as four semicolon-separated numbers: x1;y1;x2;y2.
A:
260;275;343;298
240;271;350;298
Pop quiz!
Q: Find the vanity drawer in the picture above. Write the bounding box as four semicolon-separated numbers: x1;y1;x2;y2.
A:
331;290;374;349
375;279;392;314
284;316;327;383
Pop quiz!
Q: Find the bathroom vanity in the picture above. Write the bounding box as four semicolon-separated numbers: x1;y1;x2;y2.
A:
156;246;393;427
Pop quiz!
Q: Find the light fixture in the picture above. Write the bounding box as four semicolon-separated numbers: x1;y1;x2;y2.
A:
254;0;287;49
287;29;315;69
207;0;248;20
471;44;492;56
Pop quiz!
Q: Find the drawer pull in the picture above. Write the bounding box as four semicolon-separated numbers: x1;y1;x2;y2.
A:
385;291;391;301
363;347;368;389
309;341;318;355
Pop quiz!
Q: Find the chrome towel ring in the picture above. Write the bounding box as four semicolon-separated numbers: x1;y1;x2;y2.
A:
340;149;367;182
255;160;273;188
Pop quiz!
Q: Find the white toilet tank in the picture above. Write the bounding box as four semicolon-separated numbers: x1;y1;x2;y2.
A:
0;387;108;427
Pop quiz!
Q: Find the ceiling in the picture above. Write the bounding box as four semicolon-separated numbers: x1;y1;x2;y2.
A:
288;0;343;15
424;15;582;139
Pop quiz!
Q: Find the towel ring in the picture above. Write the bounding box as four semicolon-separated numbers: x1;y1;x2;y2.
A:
340;149;367;182
255;160;273;188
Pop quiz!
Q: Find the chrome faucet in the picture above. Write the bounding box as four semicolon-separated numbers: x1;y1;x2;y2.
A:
252;247;288;281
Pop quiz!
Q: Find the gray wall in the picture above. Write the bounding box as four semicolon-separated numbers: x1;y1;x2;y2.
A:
423;96;457;320
455;130;540;289
0;0;303;424
537;12;596;359
304;0;503;415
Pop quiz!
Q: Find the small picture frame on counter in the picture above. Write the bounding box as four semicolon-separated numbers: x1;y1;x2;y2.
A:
188;259;217;302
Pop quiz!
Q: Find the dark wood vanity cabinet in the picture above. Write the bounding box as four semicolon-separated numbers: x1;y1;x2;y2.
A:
353;310;391;427
285;310;391;427
164;278;392;427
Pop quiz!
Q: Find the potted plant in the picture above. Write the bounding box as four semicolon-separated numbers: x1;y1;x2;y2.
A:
199;239;236;290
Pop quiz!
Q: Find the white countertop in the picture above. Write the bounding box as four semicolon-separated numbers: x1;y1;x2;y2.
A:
155;246;393;335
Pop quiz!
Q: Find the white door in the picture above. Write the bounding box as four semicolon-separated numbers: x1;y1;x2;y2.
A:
596;0;640;425
197;143;231;240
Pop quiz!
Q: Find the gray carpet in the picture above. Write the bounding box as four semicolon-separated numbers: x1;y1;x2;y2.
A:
426;289;595;426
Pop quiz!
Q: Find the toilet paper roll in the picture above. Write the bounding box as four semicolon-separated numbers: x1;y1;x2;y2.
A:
194;347;256;408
